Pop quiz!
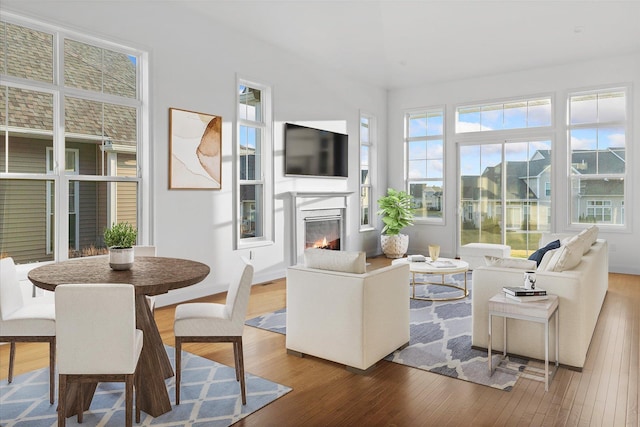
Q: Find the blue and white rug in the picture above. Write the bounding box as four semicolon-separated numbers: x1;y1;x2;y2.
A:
246;272;527;391
0;345;291;426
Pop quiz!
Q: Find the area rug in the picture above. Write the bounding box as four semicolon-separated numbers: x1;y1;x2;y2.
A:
245;271;527;391
0;345;291;426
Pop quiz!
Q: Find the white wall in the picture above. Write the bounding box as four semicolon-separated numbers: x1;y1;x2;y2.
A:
4;2;388;304
388;53;640;275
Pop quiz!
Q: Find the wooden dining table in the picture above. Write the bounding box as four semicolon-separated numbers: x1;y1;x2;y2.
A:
28;255;210;418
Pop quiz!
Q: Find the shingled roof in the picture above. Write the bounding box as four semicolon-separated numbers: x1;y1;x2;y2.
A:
1;20;137;145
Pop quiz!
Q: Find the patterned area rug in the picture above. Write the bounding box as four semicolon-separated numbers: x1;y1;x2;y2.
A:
245;271;527;391
0;345;291;426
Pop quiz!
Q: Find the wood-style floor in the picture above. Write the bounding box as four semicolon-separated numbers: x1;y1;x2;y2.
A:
2;258;638;426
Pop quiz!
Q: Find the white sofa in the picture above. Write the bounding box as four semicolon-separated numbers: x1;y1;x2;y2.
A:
471;228;608;370
286;249;410;373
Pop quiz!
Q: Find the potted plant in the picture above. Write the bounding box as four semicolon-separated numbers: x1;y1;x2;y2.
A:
377;188;415;258
104;222;137;270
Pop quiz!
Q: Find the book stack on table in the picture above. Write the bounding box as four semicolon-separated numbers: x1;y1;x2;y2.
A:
502;286;548;302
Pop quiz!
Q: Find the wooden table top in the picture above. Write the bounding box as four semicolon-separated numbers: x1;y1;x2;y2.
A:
28;256;210;297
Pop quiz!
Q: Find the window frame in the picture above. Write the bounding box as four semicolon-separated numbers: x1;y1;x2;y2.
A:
404;106;446;224
0;11;149;265
359;111;375;231
567;85;629;229
235;76;274;249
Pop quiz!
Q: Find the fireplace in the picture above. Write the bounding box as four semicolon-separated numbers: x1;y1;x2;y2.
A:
305;215;341;250
284;191;352;265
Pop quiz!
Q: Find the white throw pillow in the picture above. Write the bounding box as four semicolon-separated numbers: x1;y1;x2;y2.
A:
538;248;560;271
484;256;537;270
547;235;583;272
304;248;366;274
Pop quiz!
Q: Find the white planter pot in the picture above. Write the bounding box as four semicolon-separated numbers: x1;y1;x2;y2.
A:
109;247;134;270
381;234;409;259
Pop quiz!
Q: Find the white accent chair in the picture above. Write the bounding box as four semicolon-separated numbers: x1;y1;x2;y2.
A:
174;257;254;405
133;245;157;313
0;257;56;404
286;250;411;373
55;283;143;427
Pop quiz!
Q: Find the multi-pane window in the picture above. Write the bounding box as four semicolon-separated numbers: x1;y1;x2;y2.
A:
405;108;444;221
568;88;627;225
236;80;273;246
0;15;145;264
459;139;552;258
360;113;375;228
456;97;552;133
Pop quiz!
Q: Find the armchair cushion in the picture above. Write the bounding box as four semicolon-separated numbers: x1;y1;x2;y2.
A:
303;248;366;274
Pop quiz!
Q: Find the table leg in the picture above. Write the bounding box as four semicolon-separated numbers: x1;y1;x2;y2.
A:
488;313;493;373
135;294;173;417
545;316;549;391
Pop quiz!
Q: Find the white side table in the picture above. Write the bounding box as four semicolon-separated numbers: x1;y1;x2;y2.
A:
488;293;559;391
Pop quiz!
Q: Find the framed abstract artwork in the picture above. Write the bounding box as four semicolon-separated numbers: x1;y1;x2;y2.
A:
169;107;222;189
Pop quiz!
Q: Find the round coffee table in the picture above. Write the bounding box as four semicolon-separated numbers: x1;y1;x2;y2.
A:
392;257;469;301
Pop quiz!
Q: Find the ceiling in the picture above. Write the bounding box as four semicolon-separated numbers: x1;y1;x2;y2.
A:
184;0;640;89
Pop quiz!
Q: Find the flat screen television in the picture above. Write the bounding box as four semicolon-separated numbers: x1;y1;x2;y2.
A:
284;123;348;178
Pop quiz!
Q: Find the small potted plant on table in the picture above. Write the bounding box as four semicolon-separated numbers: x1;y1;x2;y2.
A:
377;188;415;258
104;222;137;270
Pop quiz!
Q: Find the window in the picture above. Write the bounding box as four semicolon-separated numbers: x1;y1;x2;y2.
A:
0;15;146;265
236;79;273;247
568;88;627;226
459;139;552;257
456;97;552;133
359;113;375;229
405;108;444;221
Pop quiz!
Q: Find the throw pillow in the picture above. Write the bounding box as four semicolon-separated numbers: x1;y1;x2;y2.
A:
547;235;583;272
304;248;366;274
484;256;537;270
528;239;561;266
537;247;560;271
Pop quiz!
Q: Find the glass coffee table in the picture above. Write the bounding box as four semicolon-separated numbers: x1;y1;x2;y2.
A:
392;257;469;301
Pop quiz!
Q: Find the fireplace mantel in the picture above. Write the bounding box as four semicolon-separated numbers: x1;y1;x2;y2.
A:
283;191;354;265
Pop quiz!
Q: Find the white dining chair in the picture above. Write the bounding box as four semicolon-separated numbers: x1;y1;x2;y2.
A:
174;257;254;405
133;245;157;314
0;257;56;404
55;283;143;427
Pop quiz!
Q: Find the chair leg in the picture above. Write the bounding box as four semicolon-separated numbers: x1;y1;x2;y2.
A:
233;341;241;381
49;338;56;404
135;368;141;423
235;337;247;405
77;379;83;423
175;337;182;405
8;341;16;383
125;375;133;427
58;374;67;427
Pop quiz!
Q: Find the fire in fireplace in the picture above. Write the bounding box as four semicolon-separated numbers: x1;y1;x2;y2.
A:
304;217;341;251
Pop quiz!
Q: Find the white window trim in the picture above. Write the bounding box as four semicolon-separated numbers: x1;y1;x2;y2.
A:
0;12;149;262
359;111;376;231
235;75;274;250
404;105;446;224
567;84;630;230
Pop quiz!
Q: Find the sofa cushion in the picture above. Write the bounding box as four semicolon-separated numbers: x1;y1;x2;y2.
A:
484;256;537;270
304;248;366;274
528;239;561;266
547;235;583;272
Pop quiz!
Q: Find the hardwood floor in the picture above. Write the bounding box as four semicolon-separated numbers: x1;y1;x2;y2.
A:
2;261;638;426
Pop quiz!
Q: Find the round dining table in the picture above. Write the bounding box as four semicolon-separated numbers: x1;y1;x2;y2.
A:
28;255;210;418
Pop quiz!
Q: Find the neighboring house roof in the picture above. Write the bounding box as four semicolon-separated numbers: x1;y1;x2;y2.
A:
461;148;625;201
1;21;137;145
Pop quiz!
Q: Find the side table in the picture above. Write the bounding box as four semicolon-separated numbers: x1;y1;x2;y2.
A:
488;293;559;391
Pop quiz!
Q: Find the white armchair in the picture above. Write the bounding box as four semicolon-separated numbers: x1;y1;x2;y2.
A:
286;250;410;373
